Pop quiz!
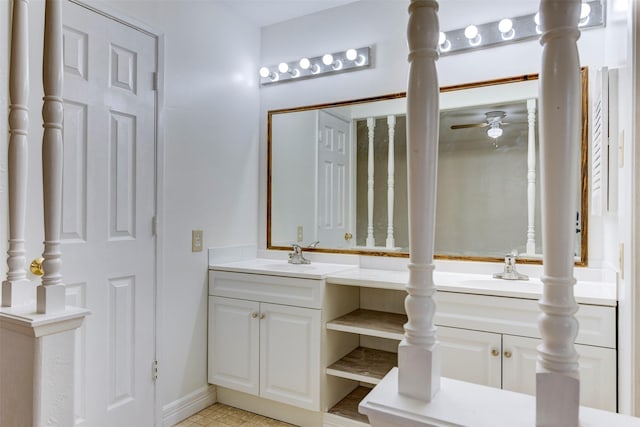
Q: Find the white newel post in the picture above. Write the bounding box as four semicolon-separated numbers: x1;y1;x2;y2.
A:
2;0;33;307
38;0;65;314
1;2;88;426
366;117;376;247
397;0;441;401
386;115;396;249
526;98;537;255
536;0;581;425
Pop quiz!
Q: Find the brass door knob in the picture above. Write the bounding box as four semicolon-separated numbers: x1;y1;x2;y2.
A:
344;232;353;241
491;349;500;357
504;351;512;359
30;257;44;276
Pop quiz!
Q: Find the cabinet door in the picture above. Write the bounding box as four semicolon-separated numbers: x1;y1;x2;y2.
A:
502;335;617;411
438;326;502;388
259;303;321;411
208;296;260;396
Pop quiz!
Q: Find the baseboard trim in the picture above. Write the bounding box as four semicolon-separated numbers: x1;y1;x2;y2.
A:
162;384;217;426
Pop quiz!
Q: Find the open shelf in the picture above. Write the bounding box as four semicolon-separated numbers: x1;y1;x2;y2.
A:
326;309;406;340
327;386;372;425
326;347;397;384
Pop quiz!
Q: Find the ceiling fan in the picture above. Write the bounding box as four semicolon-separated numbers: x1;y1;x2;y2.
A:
450;110;512;139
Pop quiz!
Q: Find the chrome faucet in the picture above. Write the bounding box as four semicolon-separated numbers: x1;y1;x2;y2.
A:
493;251;529;281
288;243;311;264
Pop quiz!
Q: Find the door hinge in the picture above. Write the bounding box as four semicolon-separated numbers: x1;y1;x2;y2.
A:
152;360;158;381
152;216;157;236
152;72;159;91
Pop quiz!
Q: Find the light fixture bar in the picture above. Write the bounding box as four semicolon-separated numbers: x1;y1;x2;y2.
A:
259;46;371;85
438;1;604;56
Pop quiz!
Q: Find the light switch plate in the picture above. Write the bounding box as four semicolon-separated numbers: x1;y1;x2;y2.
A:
192;230;203;252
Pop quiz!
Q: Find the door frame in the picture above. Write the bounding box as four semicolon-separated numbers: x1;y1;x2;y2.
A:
67;1;165;424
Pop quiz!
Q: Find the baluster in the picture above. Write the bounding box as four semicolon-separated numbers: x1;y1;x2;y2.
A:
2;0;32;307
386;115;396;249
366;117;375;247
526;98;537;255
536;0;581;425
37;0;66;313
398;0;441;401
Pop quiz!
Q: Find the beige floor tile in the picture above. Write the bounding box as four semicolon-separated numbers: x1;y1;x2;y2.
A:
178;403;298;427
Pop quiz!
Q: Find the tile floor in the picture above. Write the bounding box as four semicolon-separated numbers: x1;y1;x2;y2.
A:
175;403;296;427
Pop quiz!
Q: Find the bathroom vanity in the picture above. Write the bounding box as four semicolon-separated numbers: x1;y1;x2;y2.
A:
208;259;617;426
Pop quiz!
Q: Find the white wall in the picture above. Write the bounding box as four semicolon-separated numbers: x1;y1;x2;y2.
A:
0;0;261;419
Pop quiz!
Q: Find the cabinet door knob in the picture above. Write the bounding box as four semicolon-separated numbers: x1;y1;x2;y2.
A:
504;351;512;358
259;313;266;320
251;312;258;319
491;349;500;357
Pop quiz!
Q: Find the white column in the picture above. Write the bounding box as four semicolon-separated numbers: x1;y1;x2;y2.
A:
0;308;88;426
536;1;581;425
386;115;396;249
526;98;537;255
366;117;376;247
37;0;65;314
397;0;441;402
2;0;33;307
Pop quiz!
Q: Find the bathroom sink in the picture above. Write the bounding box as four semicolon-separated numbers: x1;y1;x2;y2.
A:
210;258;356;279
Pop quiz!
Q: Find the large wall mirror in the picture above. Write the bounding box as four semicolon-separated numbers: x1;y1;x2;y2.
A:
268;69;588;265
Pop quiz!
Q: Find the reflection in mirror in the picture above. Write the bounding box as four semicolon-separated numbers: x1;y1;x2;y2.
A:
268;70;588;265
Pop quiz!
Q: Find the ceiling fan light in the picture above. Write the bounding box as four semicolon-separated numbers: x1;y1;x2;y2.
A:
487;126;503;139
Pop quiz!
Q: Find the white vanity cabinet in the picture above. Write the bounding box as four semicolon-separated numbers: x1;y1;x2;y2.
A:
208;270;323;411
438;326;617;411
324;269;618;421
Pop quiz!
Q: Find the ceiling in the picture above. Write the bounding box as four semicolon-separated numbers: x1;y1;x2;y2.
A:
221;0;360;27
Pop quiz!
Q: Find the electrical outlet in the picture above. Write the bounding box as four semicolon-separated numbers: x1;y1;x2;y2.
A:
297;225;303;242
192;230;203;252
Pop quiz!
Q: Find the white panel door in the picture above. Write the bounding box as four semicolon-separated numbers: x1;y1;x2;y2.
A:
317;111;351;248
61;2;157;425
259;303;321;411
208;296;260;396
438;326;502;388
502;335;617;411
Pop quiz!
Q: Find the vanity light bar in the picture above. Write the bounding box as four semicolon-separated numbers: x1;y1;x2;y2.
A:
438;0;604;56
259;46;371;85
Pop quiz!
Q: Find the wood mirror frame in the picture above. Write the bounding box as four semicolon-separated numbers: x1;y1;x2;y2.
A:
267;69;588;266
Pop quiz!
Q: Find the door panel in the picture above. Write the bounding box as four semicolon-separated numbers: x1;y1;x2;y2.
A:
61;1;157;425
317;111;351;248
260;303;321;410
502;335;617;411
438;326;502;388
209;297;260;395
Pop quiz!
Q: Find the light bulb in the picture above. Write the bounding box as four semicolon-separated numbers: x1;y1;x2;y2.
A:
438;32;451;52
464;25;481;46
499;18;515;40
498;18;512;33
534;12;542;34
579;3;591;26
259;67;270;78
464;25;478;39
278;62;289;73
322;54;334;66
487;126;503;139
346;48;358;61
299;58;311;70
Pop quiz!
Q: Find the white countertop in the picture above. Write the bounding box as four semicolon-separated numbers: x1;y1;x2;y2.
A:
327;268;617;306
209;259;617;306
209;258;357;280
